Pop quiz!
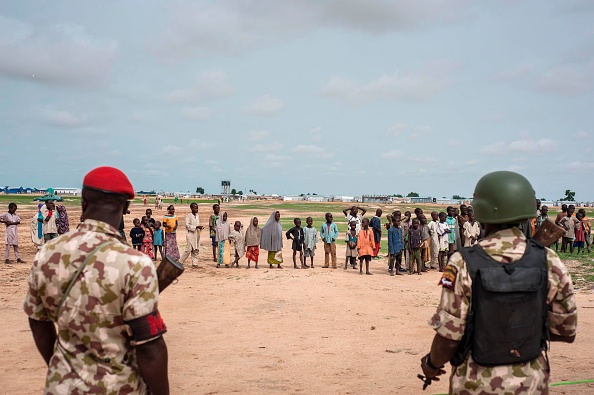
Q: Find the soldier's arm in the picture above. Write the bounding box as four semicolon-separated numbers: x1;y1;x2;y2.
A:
136;337;169;395
28;318;56;366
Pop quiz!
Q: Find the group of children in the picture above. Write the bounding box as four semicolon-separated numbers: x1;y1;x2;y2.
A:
552;203;592;254
129;208;165;261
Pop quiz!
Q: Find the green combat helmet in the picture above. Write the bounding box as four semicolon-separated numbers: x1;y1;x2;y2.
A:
472;171;536;224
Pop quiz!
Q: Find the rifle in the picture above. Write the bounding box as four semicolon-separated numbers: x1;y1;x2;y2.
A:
156;255;185;291
532;219;565;247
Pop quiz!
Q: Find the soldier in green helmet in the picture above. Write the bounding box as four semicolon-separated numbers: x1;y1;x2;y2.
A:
419;171;577;394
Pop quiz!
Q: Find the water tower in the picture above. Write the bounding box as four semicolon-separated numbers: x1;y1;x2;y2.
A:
221;181;231;201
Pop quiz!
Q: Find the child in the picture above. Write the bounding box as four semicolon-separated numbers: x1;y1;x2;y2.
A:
244;217;262;269
401;211;411;272
303;217;317;268
388;217;404;276
559;206;578;253
437;212;450;271
578;208;591;253
419;214;430;271
286;218;305;269
140;216;154;258
344;220;359;270
446;206;457;257
408;218;423;275
209;204;220;262
357;218;375;275
427;211;440;270
229;221;245;267
129;218;145;251
320;212;339;269
153;221;164;260
216;212;231;268
463;211;480;247
0;203;23;264
163;205;180;260
574;211;586;254
370;209;382;259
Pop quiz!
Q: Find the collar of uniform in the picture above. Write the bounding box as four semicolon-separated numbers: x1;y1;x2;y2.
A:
479;227;525;244
77;219;124;241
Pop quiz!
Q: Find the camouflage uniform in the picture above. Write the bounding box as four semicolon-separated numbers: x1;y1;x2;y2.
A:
429;227;577;395
24;219;164;395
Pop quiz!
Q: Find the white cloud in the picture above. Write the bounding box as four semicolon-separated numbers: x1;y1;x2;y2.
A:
465;159;480;166
480;138;557;156
409;126;432;141
251;143;283;152
292;145;327;156
163;140;211;154
40;108;86;128
576;131;589;139
248;130;271;140
263;153;288;162
0;17;116;89
479;142;506;156
387;123;408;136
163;145;181;155
497;62;594;96
310;127;324;142
182;107;213;120
150;1;468;60
242;95;284;116
166;70;234;103
380;150;404;159
318;62;456;105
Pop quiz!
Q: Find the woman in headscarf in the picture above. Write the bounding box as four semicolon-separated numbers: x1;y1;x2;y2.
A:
163;205;180;260
244;217;262;269
31;203;44;249
260;210;283;268
56;204;70;235
216;212;231;267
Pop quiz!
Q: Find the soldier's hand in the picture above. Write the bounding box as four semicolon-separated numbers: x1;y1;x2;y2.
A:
420;353;446;380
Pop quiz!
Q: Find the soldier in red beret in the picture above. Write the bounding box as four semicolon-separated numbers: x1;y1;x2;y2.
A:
24;166;170;395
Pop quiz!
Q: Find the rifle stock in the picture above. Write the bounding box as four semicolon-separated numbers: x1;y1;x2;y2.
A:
156;255;185;292
532;219;565;247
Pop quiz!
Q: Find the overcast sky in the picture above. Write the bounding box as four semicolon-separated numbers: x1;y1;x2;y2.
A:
1;1;593;200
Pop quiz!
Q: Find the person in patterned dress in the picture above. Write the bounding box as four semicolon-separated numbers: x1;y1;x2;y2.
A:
421;171;577;395
23;166;169;395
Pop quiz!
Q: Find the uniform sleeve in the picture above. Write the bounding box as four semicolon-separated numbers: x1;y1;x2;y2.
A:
429;253;471;341
23;255;51;321
545;249;577;337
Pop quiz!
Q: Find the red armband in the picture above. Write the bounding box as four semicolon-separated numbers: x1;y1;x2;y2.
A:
125;310;167;343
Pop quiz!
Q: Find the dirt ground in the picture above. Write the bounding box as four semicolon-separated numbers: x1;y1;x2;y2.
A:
1;202;593;394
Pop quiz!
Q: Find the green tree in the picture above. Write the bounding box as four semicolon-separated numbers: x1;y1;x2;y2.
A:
196;187;205;194
407;192;419;197
560;190;575;201
394;194;403;198
238;191;243;195
452;195;465;200
231;188;237;195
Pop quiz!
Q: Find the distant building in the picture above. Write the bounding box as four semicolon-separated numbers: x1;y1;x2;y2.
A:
361;195;391;203
283;196;305;201
307;196;328;202
54;188;82;196
410;196;434;204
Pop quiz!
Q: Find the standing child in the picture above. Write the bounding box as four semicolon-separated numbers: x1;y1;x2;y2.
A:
344;220;359;270
419;214;430;271
357;218;375;275
578;208;591;253
286;218;305;269
446;206;457;258
216;212;231;268
153;221;164;260
140;216;155;258
388;217;404;276
463;211;480;247
320;212;339;269
229;221;245;267
129;218;145;251
0;203;23;264
402;211;411;272
437;212;450;271
370;209;383;259
303;217;317;268
163;205;180;260
574;211;586;254
427;211;440;270
244;217;261;269
209;204;220;262
408;218;423;275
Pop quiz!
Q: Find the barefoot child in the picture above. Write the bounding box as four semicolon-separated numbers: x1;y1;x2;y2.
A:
153;221;164;260
320;213;339;269
427;211;440;270
244;217;261;268
419;214;430;271
357;218;375;275
129;218;144;251
1;203;23;264
286;218;305;269
303;217;317;268
209;204;220;262
408;218;423;275
344;220;359;270
388;217;404;276
437;212;450;271
462;211;480;247
574;211;586;254
140;216;154;258
229;220;245;267
216;212;231;268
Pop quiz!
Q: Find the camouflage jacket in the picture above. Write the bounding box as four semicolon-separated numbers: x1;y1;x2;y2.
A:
429;227;577;395
24;219;163;395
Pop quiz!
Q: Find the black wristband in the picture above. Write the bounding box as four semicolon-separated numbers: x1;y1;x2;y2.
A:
425;353;439;370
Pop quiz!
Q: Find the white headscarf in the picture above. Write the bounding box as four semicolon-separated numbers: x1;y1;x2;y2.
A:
260;211;283;251
215;212;230;242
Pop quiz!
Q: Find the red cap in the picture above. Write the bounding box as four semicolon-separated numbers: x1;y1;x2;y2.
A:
83;166;135;199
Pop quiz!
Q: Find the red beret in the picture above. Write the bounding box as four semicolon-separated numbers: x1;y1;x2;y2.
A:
83;166;135;199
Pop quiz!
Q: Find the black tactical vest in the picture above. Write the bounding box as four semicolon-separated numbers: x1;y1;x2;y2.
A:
454;240;549;366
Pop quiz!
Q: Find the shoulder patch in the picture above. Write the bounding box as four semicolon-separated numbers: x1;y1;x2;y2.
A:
438;264;458;290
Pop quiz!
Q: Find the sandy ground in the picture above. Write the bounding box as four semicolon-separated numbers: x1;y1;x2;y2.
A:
1;202;593;395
